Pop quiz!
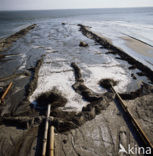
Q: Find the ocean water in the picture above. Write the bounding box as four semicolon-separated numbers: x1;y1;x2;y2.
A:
0;7;153;38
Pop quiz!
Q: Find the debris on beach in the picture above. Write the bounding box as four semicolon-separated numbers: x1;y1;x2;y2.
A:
79;41;88;47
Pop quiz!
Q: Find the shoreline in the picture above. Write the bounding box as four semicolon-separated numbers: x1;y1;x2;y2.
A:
0;24;36;52
79;24;153;82
0;22;153;155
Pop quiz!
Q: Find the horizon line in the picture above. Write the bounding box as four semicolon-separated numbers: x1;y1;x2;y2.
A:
0;6;153;12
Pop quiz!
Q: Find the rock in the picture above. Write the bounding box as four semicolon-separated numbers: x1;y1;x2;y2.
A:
131;73;137;80
24;70;31;76
79;41;88;47
0;54;5;59
119;82;153;100
87;107;96;120
36;87;67;109
0;86;3;92
137;72;145;76
2;116;34;129
128;65;136;70
99;79;118;89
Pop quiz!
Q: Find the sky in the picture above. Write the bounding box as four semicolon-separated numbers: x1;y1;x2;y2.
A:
0;0;153;11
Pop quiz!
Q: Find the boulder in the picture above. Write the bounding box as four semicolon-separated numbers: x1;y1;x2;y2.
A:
79;41;88;47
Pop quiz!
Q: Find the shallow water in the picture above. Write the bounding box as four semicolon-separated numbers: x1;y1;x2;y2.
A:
0;8;153;112
0;7;153;37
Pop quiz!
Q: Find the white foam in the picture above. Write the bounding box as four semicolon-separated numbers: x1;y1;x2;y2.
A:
29;55;88;112
81;60;132;94
19;53;27;70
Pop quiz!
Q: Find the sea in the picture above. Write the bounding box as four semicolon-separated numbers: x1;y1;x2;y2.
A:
0;7;153;38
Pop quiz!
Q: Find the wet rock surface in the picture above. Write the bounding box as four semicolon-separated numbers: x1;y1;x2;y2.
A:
0;22;153;156
0;24;36;52
79;41;88;47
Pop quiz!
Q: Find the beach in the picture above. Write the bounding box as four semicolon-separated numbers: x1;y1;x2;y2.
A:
0;8;153;156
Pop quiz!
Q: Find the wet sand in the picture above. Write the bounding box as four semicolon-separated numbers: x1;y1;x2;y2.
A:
0;23;153;156
122;36;153;58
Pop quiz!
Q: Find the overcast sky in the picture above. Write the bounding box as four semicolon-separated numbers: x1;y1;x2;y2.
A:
0;0;153;11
